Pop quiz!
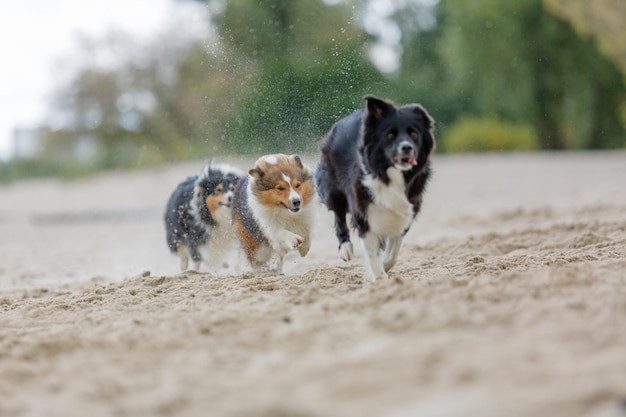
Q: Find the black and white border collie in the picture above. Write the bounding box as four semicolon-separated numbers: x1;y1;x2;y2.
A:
164;163;243;271
315;95;435;282
232;153;316;274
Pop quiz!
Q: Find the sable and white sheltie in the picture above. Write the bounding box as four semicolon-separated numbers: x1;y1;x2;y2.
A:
315;95;435;282
164;163;243;271
231;153;316;273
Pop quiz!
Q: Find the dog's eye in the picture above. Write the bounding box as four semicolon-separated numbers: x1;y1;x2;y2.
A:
294;182;301;189
386;132;396;140
409;131;419;140
276;186;285;191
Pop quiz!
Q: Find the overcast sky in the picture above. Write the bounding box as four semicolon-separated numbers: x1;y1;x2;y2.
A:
0;0;208;160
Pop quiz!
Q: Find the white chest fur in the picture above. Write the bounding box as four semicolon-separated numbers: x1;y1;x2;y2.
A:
247;180;314;245
362;167;413;237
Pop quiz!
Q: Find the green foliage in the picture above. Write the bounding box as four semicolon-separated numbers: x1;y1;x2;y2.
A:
10;0;624;181
439;0;626;150
212;0;382;154
384;6;472;144
545;0;626;77
222;50;383;154
445;117;539;153
0;158;98;183
214;0;368;62
38;32;250;170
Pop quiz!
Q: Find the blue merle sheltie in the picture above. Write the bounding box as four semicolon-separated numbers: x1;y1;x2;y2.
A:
231;154;316;274
164;163;243;271
315;95;435;282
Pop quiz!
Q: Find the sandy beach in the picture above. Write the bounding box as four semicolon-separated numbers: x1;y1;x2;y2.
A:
1;151;626;417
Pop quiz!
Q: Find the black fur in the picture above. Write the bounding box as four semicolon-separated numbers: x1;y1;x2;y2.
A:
315;95;435;277
164;164;241;270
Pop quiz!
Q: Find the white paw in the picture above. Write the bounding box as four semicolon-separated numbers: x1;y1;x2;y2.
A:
179;256;189;271
290;234;304;249
268;254;284;274
363;270;389;283
339;242;353;261
298;242;310;257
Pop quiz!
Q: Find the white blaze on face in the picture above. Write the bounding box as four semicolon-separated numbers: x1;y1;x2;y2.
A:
265;155;278;165
282;173;299;202
225;188;234;202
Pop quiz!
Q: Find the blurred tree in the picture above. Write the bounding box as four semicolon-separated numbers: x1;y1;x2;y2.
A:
545;0;626;76
206;0;383;153
545;0;626;149
41;29;249;168
27;0;626;181
378;3;470;150
440;0;625;149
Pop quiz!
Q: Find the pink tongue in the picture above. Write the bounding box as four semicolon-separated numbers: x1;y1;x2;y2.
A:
411;158;417;166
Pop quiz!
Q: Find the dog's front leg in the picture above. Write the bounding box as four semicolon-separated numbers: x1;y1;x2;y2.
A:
177;244;190;271
274;230;304;253
297;238;310;257
383;235;403;272
360;232;387;282
268;252;285;274
179;255;189;271
339;241;354;262
334;212;353;261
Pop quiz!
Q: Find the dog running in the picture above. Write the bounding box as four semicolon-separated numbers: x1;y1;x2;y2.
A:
232;153;316;273
164;162;243;271
315;95;435;282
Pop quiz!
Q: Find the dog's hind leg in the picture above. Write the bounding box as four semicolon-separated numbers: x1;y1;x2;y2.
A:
188;245;203;271
335;212;354;261
330;200;353;261
383;235;403;272
320;185;353;261
360;232;387;282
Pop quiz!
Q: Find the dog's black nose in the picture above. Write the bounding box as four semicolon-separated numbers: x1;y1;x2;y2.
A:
292;198;301;208
401;143;414;154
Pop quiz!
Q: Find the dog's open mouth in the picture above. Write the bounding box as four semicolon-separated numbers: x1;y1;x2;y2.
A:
393;156;418;167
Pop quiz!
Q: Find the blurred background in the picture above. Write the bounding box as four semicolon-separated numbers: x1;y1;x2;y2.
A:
1;0;624;181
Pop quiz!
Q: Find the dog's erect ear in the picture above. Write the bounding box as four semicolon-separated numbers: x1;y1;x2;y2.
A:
249;167;264;179
412;104;434;131
290;154;304;169
412;104;436;167
364;95;393;120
